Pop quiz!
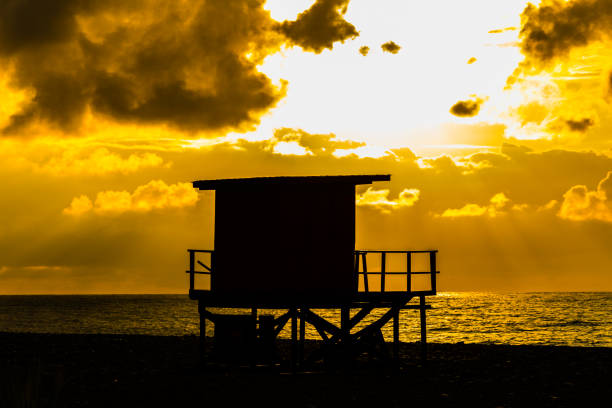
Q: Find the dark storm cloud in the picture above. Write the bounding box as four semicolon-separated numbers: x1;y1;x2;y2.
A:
381;41;401;54
508;0;612;83
519;0;605;64
450;97;484;117
0;0;358;135
0;0;101;54
278;0;358;54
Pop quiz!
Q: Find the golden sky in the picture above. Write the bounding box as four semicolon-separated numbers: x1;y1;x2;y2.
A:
1;0;612;293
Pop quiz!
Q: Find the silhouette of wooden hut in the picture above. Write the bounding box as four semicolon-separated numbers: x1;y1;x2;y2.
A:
186;175;439;369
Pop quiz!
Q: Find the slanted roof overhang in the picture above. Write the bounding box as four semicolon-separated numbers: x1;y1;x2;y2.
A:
192;174;391;190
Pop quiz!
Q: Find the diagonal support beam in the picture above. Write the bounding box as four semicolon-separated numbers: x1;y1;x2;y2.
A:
349;304;376;328
273;311;292;337
303;309;341;338
352;302;408;341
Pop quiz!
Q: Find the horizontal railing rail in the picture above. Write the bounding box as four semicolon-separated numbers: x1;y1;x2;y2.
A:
354;250;439;294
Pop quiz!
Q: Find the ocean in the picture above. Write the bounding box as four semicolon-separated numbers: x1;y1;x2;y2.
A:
0;292;610;347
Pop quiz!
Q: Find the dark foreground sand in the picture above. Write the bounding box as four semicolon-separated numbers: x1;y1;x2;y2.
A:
1;332;610;407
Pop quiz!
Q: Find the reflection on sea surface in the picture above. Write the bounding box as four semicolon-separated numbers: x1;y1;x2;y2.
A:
0;292;610;347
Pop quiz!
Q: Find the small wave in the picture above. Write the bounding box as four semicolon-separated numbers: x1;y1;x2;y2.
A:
540;320;599;328
430;326;452;332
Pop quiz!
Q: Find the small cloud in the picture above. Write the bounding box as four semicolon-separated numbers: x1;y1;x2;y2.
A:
381;41;401;54
273;141;310;156
273;127;364;156
467;57;477;64
488;27;516;34
38;148;165;176
513;101;549;127
439;192;514;218
565;117;595;132
489;192;510;208
63;195;94;216
538;200;559;211
279;0;359;54
558;171;612;222
64;180;199;216
358;46;370;56
440;203;488;218
450;97;484;117
501;142;533;157
389;147;417;162
356;188;420;213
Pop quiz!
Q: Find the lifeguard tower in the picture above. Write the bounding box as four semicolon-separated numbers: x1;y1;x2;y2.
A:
186;175;439;369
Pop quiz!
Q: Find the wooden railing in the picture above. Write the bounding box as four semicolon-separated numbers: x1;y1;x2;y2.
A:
187;248;439;295
354;250;439;294
186;249;214;291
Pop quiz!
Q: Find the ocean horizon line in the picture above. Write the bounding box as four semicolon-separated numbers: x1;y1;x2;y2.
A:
1;290;611;296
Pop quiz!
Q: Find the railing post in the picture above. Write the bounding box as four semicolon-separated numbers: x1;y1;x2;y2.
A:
362;252;369;293
380;252;386;292
210;250;215;291
430;251;437;294
353;251;360;292
406;252;412;293
189;250;195;291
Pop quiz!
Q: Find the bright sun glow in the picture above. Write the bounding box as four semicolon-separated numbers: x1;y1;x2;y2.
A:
256;0;528;150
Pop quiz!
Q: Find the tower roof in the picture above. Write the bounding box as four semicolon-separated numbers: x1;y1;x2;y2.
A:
193;174;390;190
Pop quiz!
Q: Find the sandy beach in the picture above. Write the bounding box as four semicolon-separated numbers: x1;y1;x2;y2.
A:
1;332;610;407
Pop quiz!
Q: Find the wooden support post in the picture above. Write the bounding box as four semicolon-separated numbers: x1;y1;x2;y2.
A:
189;250;195;291
392;306;399;362
362;253;369;293
291;308;298;373
341;306;350;366
419;296;427;362
406;252;412;293
251;307;257;367
341;307;350;343
353;252;360;292
381;252;386;292
198;301;206;363
430;251;437;294
299;308;306;366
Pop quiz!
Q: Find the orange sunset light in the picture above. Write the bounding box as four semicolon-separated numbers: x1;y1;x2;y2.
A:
0;0;611;294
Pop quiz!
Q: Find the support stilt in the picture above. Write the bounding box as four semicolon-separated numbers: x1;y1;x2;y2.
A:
419;296;427;362
393;306;400;362
341;306;350;366
198;301;206;363
291;308;298;372
299;308;306;366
